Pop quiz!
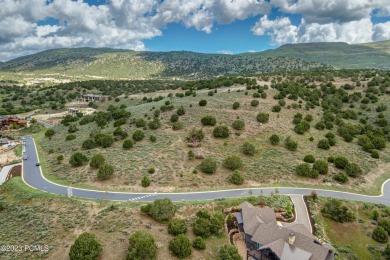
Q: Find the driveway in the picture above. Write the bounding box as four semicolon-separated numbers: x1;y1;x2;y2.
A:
283;195;312;233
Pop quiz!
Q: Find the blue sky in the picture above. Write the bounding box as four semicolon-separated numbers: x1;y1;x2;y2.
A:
0;0;389;60
144;18;273;54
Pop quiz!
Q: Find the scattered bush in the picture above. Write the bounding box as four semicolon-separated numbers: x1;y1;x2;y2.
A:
303;155;315;163
140;198;176;222
296;163;311;177
223;156;243;170
371;150;380;159
132;130;145;141
201;115;217;126
127;231;157;260
177;106;186;116
315;121;326;130
251;100;259;107
321;199;355;223
334;156;349;169
172;121;184;130
135;118;146;127
284;136;298;151
150;135;157;142
169;234;192;258
218;244;241;260
199;158;217;174
232;102;240;109
123;139;134;149
232;119;245;130
66;134;76;141
312;160;328;174
318;139;330;150
269;134;280;145
242;142;255;156
333;172;348;183
193;211;224;238
69;232;102;260
141;176;151;187
345;163;363;177
94;133;114;148
90;154;105;169
294;121;310;135
272;105;281;112
257;112;269;123
228;170;244;185
213;125;230;138
372;226;388;243
68;125;79;133
113;127;128;139
187;128;205;143
82;138;96;149
192;237;206;250
168;220;188;236
188;150;195;160
148;118;161;130
97;164;114;180
199;100;207;106
193;217;211;238
69;152;88;167
170;114;179;123
45;129;55;138
379;220;390;235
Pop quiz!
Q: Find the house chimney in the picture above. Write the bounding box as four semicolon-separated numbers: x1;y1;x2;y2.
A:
288;232;295;245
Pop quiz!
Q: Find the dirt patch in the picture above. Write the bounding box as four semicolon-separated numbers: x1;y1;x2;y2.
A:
6;165;21;180
0;150;19;166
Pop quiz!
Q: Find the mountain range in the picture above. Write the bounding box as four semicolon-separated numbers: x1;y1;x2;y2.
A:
0;40;389;82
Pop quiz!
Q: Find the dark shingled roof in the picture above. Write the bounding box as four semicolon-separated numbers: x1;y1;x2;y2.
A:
240;201;334;260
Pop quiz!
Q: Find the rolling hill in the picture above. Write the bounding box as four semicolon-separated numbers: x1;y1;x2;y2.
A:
0;48;331;82
245;41;390;69
359;40;390;54
1;40;390;83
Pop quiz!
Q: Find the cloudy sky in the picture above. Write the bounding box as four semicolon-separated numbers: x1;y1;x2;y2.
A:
0;0;390;61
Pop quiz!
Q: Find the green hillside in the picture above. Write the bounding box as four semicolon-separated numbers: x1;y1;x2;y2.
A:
0;48;332;82
359;40;390;54
244;41;390;69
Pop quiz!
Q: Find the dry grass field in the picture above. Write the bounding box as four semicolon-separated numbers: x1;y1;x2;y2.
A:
36;76;390;194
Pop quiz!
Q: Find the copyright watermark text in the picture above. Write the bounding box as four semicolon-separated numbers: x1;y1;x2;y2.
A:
0;245;49;252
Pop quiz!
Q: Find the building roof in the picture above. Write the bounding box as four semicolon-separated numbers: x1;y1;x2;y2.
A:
240;202;276;236
240;201;333;260
81;94;103;97
236;212;243;224
280;242;312;260
0;138;9;144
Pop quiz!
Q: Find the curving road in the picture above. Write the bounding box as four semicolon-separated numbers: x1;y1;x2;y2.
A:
21;136;390;205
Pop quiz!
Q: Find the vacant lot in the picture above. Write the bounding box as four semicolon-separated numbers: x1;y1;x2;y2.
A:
308;197;389;259
37;76;390;193
0;178;233;260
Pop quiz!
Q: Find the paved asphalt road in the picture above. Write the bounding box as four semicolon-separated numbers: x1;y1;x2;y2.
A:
22;136;390;205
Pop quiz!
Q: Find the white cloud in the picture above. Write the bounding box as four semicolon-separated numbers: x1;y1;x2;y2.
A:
271;0;386;24
0;0;389;61
252;15;298;45
218;50;234;54
0;0;271;60
252;0;390;45
373;21;390;41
